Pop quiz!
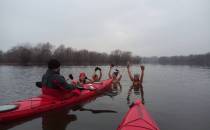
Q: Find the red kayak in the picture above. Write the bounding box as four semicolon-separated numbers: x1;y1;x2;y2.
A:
117;100;160;130
0;79;112;123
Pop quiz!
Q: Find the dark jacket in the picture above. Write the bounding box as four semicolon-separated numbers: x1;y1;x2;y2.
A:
42;69;75;90
41;69;76;98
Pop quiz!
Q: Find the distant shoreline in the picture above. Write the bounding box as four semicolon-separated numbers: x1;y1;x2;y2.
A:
0;63;209;68
0;43;209;67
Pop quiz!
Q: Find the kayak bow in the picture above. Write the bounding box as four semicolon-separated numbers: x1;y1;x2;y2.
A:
117;99;160;130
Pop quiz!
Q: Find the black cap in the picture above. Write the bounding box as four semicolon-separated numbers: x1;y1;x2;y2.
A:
48;59;61;69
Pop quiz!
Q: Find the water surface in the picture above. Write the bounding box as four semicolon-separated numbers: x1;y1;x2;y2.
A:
0;65;210;130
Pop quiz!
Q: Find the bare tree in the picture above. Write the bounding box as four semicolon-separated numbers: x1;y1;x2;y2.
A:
0;43;143;66
0;50;3;63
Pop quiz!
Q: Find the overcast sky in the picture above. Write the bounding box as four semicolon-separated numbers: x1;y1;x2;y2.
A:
0;0;209;56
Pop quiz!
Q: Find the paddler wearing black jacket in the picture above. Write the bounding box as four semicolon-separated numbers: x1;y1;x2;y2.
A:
41;59;79;98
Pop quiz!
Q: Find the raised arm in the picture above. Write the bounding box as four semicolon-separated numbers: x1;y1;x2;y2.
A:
118;74;122;82
140;65;145;84
118;82;122;91
127;63;134;81
108;65;113;79
98;69;102;81
140;85;145;104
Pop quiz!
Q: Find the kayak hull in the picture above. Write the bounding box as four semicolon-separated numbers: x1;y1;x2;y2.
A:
0;79;112;123
117;100;160;130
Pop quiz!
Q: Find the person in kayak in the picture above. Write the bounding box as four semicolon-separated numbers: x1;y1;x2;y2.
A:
108;64;122;87
127;62;145;104
92;67;102;82
42;59;80;99
79;72;93;84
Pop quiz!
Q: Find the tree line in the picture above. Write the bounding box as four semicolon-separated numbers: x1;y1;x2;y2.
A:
0;43;209;66
142;53;210;66
0;43;141;66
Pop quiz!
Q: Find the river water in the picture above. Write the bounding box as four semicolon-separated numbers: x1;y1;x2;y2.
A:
0;65;210;130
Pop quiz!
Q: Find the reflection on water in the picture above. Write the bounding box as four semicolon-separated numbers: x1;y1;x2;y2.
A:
0;97;118;130
127;85;145;105
41;104;117;130
104;84;122;99
42;108;77;130
72;105;117;114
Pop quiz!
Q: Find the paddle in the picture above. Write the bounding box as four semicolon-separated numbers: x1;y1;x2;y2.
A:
84;75;94;82
35;80;95;91
35;74;95;91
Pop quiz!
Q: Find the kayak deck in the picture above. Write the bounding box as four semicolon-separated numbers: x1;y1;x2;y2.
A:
0;79;112;123
118;100;160;130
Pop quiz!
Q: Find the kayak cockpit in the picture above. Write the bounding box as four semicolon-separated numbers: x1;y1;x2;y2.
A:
0;104;19;113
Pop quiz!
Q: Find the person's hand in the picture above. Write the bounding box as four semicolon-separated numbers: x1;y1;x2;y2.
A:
142;99;145;105
110;64;114;68
95;67;101;71
140;65;145;71
69;74;73;80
